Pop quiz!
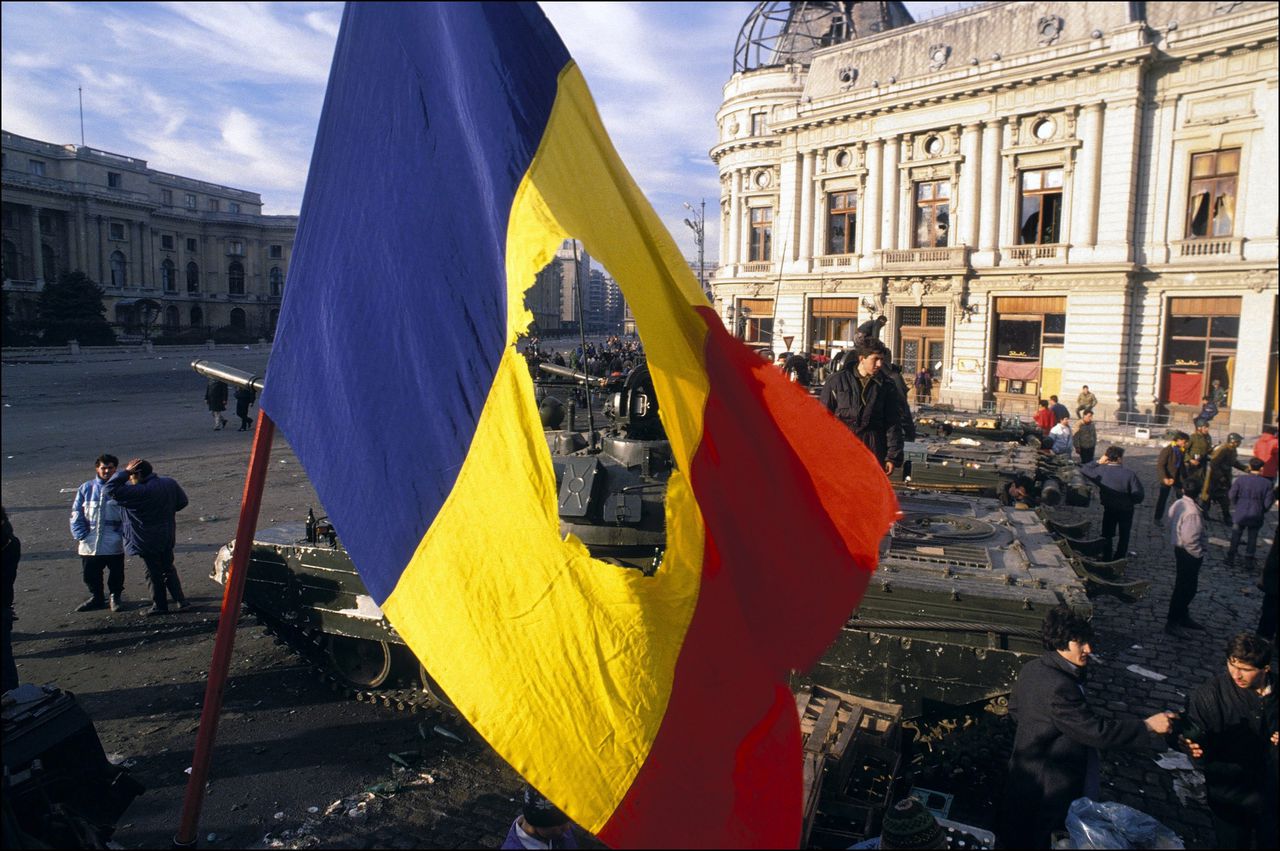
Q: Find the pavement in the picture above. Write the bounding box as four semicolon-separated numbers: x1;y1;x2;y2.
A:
1040;443;1275;848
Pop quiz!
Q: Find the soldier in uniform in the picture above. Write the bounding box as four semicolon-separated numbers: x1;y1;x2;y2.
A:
1201;433;1249;524
1188;418;1213;462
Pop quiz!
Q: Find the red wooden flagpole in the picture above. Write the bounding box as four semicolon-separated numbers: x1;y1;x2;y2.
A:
173;412;276;847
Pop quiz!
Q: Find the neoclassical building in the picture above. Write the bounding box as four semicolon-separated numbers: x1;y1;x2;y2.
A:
711;1;1278;429
2;130;297;340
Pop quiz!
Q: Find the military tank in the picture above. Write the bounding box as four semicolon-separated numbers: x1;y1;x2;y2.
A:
198;355;671;710
194;358;1132;718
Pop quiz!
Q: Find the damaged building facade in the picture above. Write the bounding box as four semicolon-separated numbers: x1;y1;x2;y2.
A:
710;1;1278;429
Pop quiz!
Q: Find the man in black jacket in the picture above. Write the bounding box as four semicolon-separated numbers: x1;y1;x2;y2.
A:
819;343;904;473
1002;605;1173;848
1183;632;1277;850
1080;446;1145;561
1154;431;1190;526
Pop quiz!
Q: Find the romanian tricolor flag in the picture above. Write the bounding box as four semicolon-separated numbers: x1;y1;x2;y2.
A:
261;3;897;848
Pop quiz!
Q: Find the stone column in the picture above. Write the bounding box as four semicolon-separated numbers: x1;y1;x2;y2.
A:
75;204;89;273
861;140;883;271
136;220;147;287
1094;97;1141;264
727;170;742;270
959;123;982;250
1071;102;1104;254
976;119;1003;266
799;150;815;263
96;215;106;286
30;207;45;285
881;136;900;251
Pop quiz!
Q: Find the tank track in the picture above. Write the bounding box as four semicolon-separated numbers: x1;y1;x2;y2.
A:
246;606;442;713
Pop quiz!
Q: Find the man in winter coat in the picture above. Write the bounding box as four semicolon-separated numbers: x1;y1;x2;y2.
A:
1072;409;1098;464
1154;431;1190;526
1049;395;1070;425
69;453;126;612
1253;424;1278;481
234;384;256;432
1002;605;1173;848
1183;632;1278;850
1225;458;1276;566
1202;433;1249;524
820;343;904;473
205;379;229;430
1048;415;1073;456
883;359;916;441
1080;446;1144;561
104;459;190;615
1075;386;1098;419
1168;481;1210;633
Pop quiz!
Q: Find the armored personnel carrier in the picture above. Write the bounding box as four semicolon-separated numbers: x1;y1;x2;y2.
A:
914;406;1042;444
799;491;1094;717
892;439;1091;507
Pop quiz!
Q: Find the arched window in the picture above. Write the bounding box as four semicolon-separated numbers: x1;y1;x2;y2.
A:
41;244;56;280
269;266;283;297
110;251;128;288
161;259;176;292
269;308;280;334
190;305;204;328
228;261;245;295
229;307;246;328
165;305;180;328
186;262;200;293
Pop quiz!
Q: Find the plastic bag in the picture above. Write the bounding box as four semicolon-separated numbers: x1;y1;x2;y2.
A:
1065;797;1184;849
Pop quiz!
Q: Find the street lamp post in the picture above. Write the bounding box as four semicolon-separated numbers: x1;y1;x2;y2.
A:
683;199;706;300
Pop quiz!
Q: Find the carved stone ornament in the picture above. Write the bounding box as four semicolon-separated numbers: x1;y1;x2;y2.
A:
824;278;846;292
928;44;951;71
729;120;740;136
749;283;766;296
1037;16;1064;46
1245;270;1275;293
1214;1;1242;12
838;66;858;86
1015;274;1044;291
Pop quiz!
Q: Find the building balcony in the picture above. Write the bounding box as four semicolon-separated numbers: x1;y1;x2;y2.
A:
877;246;969;269
740;261;774;274
2;278;38;291
1005;244;1068;264
1170;237;1243;261
816;254;859;269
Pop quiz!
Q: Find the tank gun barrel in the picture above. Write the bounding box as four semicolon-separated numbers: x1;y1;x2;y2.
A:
191;359;265;393
537;361;607;387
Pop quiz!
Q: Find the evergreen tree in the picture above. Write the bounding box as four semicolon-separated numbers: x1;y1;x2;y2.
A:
37;270;116;345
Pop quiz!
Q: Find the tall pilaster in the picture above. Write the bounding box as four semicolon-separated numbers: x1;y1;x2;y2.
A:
881;136;900;251
976;119;1003;266
861;140;883;271
30;207;45;286
959;124;982;249
728;170;742;270
799;150;815;264
1071;102;1104;256
1094;97;1141;264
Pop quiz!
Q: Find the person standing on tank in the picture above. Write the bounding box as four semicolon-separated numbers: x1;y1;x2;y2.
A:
820;342;904;474
104;459;191;616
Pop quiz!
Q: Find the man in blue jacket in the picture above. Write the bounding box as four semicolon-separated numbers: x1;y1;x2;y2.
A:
1080;446;1145;561
69;453;127;612
1225;458;1277;566
104;458;190;615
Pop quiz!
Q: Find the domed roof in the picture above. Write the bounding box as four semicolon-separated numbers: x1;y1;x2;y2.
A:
733;1;914;73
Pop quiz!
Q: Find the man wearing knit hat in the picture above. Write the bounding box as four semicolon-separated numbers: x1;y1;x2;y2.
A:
501;785;577;850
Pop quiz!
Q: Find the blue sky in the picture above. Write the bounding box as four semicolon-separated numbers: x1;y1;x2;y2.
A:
1;1;971;261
